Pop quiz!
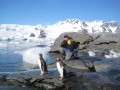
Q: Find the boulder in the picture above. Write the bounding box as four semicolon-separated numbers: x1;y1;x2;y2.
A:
94;32;119;42
115;42;120;52
50;32;93;51
30;33;35;37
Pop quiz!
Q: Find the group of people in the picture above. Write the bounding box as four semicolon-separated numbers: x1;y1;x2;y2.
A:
59;35;80;60
38;35;80;80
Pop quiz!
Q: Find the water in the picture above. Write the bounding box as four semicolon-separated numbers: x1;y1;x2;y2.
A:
0;41;54;72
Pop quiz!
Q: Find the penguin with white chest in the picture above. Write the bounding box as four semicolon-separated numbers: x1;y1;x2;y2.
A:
56;58;67;80
38;53;48;75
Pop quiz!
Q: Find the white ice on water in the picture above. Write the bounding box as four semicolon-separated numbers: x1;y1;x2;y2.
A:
15;46;51;65
1;19;120;65
105;50;120;58
88;50;96;57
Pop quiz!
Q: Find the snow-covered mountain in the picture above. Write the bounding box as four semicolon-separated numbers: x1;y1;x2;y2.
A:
0;19;120;42
0;24;42;42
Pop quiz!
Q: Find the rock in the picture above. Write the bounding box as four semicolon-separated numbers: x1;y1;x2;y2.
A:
115;42;120;52
0;67;120;90
0;86;39;90
35;83;56;90
50;32;93;51
0;75;7;82
63;60;88;70
62;74;120;90
30;33;35;37
86;33;119;53
88;33;118;51
94;32;119;42
90;39;117;45
94;61;115;71
62;56;103;72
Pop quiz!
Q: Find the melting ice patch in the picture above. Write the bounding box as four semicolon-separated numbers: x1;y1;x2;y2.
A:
15;47;50;65
105;50;120;58
0;42;7;47
88;50;96;57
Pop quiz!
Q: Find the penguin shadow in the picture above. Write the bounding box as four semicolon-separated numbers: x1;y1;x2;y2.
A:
80;59;96;72
60;60;77;80
64;72;76;79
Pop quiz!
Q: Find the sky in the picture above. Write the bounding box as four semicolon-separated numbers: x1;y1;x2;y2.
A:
0;0;120;25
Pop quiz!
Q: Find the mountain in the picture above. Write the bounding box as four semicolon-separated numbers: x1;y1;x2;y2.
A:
0;24;42;42
0;19;120;42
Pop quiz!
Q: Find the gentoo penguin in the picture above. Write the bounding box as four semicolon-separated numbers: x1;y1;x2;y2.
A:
56;58;67;80
38;53;48;75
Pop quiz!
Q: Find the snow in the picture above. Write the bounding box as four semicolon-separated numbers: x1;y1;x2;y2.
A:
0;19;120;65
0;19;120;43
88;50;96;57
105;50;120;58
0;24;41;42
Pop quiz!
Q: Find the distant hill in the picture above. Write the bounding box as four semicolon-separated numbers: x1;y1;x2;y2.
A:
0;19;120;42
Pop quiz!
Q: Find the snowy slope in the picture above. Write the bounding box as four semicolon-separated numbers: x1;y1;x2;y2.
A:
0;24;42;41
0;19;120;42
42;19;120;39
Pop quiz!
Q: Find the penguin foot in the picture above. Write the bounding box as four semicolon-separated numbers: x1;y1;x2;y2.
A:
40;74;44;76
59;77;63;80
59;75;62;78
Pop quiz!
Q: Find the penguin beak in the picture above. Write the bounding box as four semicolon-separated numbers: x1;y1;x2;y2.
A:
57;58;60;61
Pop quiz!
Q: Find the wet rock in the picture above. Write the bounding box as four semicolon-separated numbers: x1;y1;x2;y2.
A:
0;86;39;90
62;74;120;90
94;61;115;71
0;67;120;90
35;83;56;90
62;56;103;72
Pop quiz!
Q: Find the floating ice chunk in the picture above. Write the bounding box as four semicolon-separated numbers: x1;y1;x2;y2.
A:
88;50;96;57
16;47;50;65
105;50;120;58
105;54;113;59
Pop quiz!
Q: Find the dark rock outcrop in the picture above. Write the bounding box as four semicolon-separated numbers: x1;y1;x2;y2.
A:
0;67;120;90
30;33;35;37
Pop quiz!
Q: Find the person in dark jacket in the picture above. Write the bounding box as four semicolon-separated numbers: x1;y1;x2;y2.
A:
60;35;74;60
59;37;67;55
60;35;80;60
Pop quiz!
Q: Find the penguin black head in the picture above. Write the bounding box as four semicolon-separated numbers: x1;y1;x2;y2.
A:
39;53;43;58
57;58;60;61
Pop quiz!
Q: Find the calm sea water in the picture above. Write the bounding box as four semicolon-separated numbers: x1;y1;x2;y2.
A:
0;41;54;72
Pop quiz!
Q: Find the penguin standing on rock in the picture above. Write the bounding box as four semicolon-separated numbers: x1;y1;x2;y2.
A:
56;58;67;80
38;53;48;75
